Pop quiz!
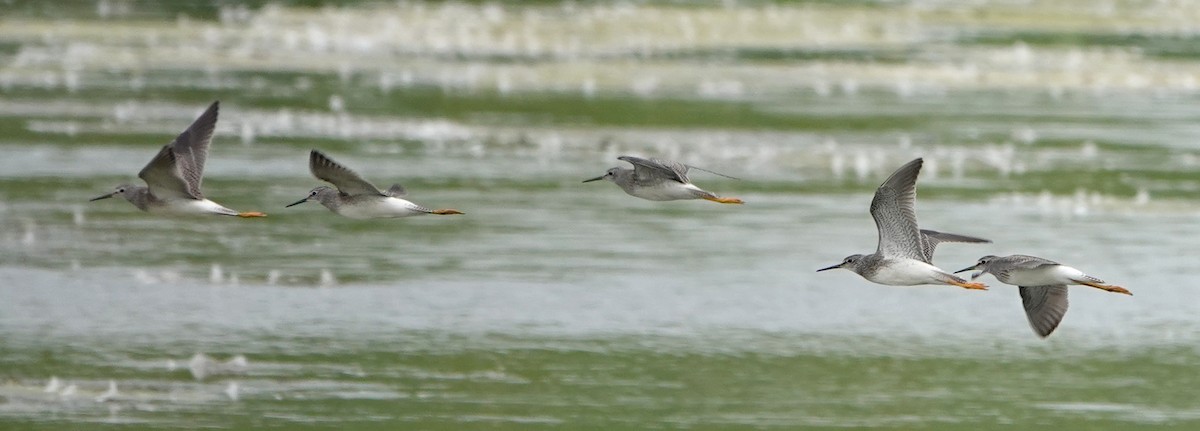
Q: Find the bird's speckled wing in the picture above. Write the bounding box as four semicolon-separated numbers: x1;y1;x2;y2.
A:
138;144;196;200
1019;285;1069;338
919;229;991;262
871;158;926;261
169;101;219;199
619;156;690;185
309;150;384;196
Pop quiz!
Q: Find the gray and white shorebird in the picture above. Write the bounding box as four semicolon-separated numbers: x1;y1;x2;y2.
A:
817;158;989;290
286;150;464;218
955;255;1132;337
583;156;744;204
89;101;266;218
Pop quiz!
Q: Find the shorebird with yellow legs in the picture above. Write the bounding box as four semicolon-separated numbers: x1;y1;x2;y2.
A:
817;158;989;291
956;254;1132;338
89;101;266;218
287;150;464;219
583;156;743;204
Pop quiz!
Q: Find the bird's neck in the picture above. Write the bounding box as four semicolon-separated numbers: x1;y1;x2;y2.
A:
128;187;154;211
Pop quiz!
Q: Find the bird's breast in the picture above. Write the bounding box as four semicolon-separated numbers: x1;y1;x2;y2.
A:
864;258;948;286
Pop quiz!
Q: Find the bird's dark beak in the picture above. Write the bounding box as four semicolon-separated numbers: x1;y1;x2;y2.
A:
816;263;843;272
953;265;977;274
285;197;309;208
89;192;116;202
582;175;605;183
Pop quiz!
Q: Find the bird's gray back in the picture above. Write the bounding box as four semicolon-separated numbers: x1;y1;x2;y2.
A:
870;158;926;262
997;255;1060;268
990;255;1060;283
618;156;690;185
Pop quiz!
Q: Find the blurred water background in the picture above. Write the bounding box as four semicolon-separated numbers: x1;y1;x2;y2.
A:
2;0;1200;429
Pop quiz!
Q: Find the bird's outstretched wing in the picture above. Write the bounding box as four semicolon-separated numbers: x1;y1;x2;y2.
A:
871;158;926;261
1019;285;1069;338
170;101;220;199
919;229;991;262
309;150;384;196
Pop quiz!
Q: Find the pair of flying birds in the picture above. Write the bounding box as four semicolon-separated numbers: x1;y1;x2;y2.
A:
89;101;460;219
815;157;1132;338
90;101;1129;338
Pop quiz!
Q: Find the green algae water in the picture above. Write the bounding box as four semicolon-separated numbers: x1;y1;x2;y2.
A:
3;1;1200;429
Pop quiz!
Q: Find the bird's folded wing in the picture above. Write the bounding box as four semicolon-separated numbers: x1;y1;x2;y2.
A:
619;156;690;184
1001;254;1062;270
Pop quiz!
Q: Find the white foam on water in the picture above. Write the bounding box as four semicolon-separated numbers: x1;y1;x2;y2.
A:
44;376;61;393
94;380;118;403
319;269;337;287
209;264;223;284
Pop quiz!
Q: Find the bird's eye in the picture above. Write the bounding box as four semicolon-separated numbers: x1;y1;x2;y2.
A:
117;188;125;193
310;191;318;196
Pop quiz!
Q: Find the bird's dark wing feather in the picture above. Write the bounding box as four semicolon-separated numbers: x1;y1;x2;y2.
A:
169;101;219;198
619;156;690;184
309;150;384;196
1019;285;1069;338
871;158;926;261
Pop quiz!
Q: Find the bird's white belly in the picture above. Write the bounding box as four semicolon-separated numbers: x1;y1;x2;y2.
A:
1003;265;1083;286
866;259;948;286
149;199;234;216
626;183;702;201
337;197;426;219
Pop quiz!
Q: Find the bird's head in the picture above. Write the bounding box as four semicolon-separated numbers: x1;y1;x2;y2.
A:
89;184;139;202
954;255;998;279
582;167;621;183
817;254;865;273
287;186;336;207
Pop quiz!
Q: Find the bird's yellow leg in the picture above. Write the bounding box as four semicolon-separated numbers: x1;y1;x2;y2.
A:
948;280;988;290
237;211;267;218
1078;281;1132;296
432;209;465;215
703;196;744;205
